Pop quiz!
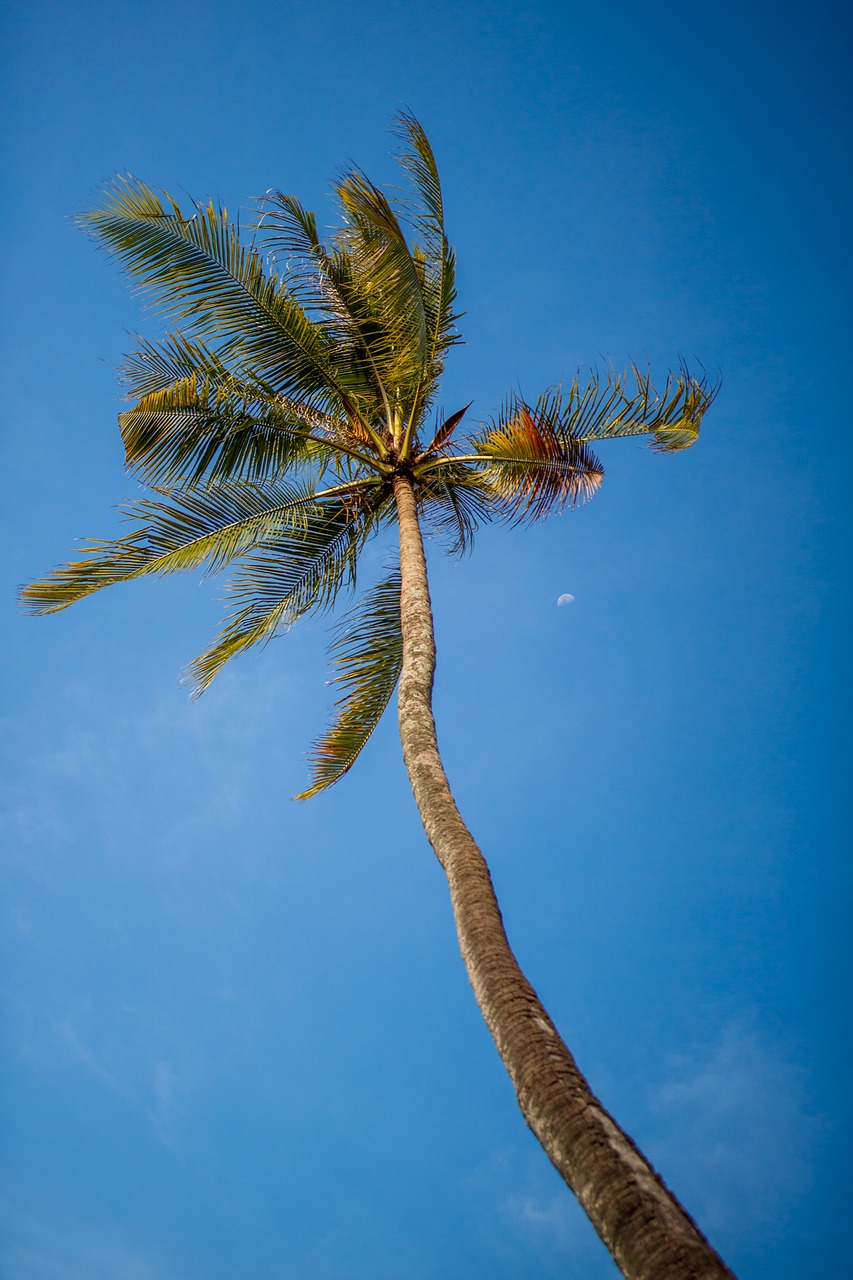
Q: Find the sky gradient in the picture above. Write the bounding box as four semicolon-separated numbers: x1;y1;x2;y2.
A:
2;1;850;1276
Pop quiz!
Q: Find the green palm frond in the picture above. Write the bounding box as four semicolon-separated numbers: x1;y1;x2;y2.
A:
255;192;359;334
257;192;369;345
392;113;460;441
80;178;368;416
120;382;314;487
256;190;322;259
296;571;403;800
119;345;380;487
333;170;430;413
120;331;239;400
187;489;387;694
19;479;367;613
258;186;427;433
258;120;460;441
393;112;446;243
393;113;458;352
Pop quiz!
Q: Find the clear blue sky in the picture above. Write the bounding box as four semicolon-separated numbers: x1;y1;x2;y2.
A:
2;1;850;1277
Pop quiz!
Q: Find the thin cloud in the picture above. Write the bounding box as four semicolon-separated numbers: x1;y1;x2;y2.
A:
647;1023;821;1236
54;1011;115;1088
0;1199;189;1280
463;1147;618;1276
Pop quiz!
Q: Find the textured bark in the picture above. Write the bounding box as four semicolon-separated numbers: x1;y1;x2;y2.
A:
394;474;736;1280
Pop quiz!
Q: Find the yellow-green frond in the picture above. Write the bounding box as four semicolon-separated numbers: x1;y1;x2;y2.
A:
120;365;380;488
185;488;388;695
391;113;461;404
526;364;718;453
392;113;446;242
331;170;435;416
19;479;338;614
296;571;403;800
79;177;371;415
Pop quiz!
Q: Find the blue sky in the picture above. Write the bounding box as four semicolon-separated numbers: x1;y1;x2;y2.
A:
1;1;849;1276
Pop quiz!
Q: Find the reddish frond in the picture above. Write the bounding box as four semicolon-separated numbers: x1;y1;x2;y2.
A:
472;403;604;522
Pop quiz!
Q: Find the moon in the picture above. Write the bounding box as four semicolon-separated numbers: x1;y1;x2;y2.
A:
557;593;575;606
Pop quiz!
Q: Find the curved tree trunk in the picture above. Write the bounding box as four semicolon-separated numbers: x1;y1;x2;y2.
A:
393;474;735;1280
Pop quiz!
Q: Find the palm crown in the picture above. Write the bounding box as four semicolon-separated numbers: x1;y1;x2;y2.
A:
22;114;716;800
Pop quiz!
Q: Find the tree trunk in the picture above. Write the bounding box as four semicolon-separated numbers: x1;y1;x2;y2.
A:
393;474;735;1280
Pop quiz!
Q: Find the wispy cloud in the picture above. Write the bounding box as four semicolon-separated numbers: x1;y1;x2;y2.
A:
51;1007;187;1155
499;1185;619;1277
464;1146;618;1277
152;1059;177;1110
150;1058;182;1148
54;1008;115;1087
647;1022;821;1237
467;1023;821;1275
0;1199;189;1280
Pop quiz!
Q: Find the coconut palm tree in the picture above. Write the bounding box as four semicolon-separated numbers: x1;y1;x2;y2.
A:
22;116;732;1280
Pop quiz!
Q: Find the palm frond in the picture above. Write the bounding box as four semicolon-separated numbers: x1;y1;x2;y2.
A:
417;463;492;555
119;341;379;487
258;188;415;429
333;170;431;412
524;364;718;454
19;479;362;613
461;404;604;522
120;386;311;488
255;191;367;337
186;489;387;694
80;178;370;415
392;112;461;407
120;330;239;400
420;403;473;459
256;190;323;260
259;153;459;435
393;112;446;243
296;570;403;800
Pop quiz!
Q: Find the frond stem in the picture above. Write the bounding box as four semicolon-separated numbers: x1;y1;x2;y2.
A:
415;453;591;475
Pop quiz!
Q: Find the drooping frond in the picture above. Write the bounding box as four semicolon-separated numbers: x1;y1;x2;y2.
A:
186;488;388;694
417;462;493;555
19;479;369;613
459;403;604;522
79;178;369;417
296;570;403;800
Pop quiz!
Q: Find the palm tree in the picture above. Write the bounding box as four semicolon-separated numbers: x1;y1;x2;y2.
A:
22;116;732;1280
